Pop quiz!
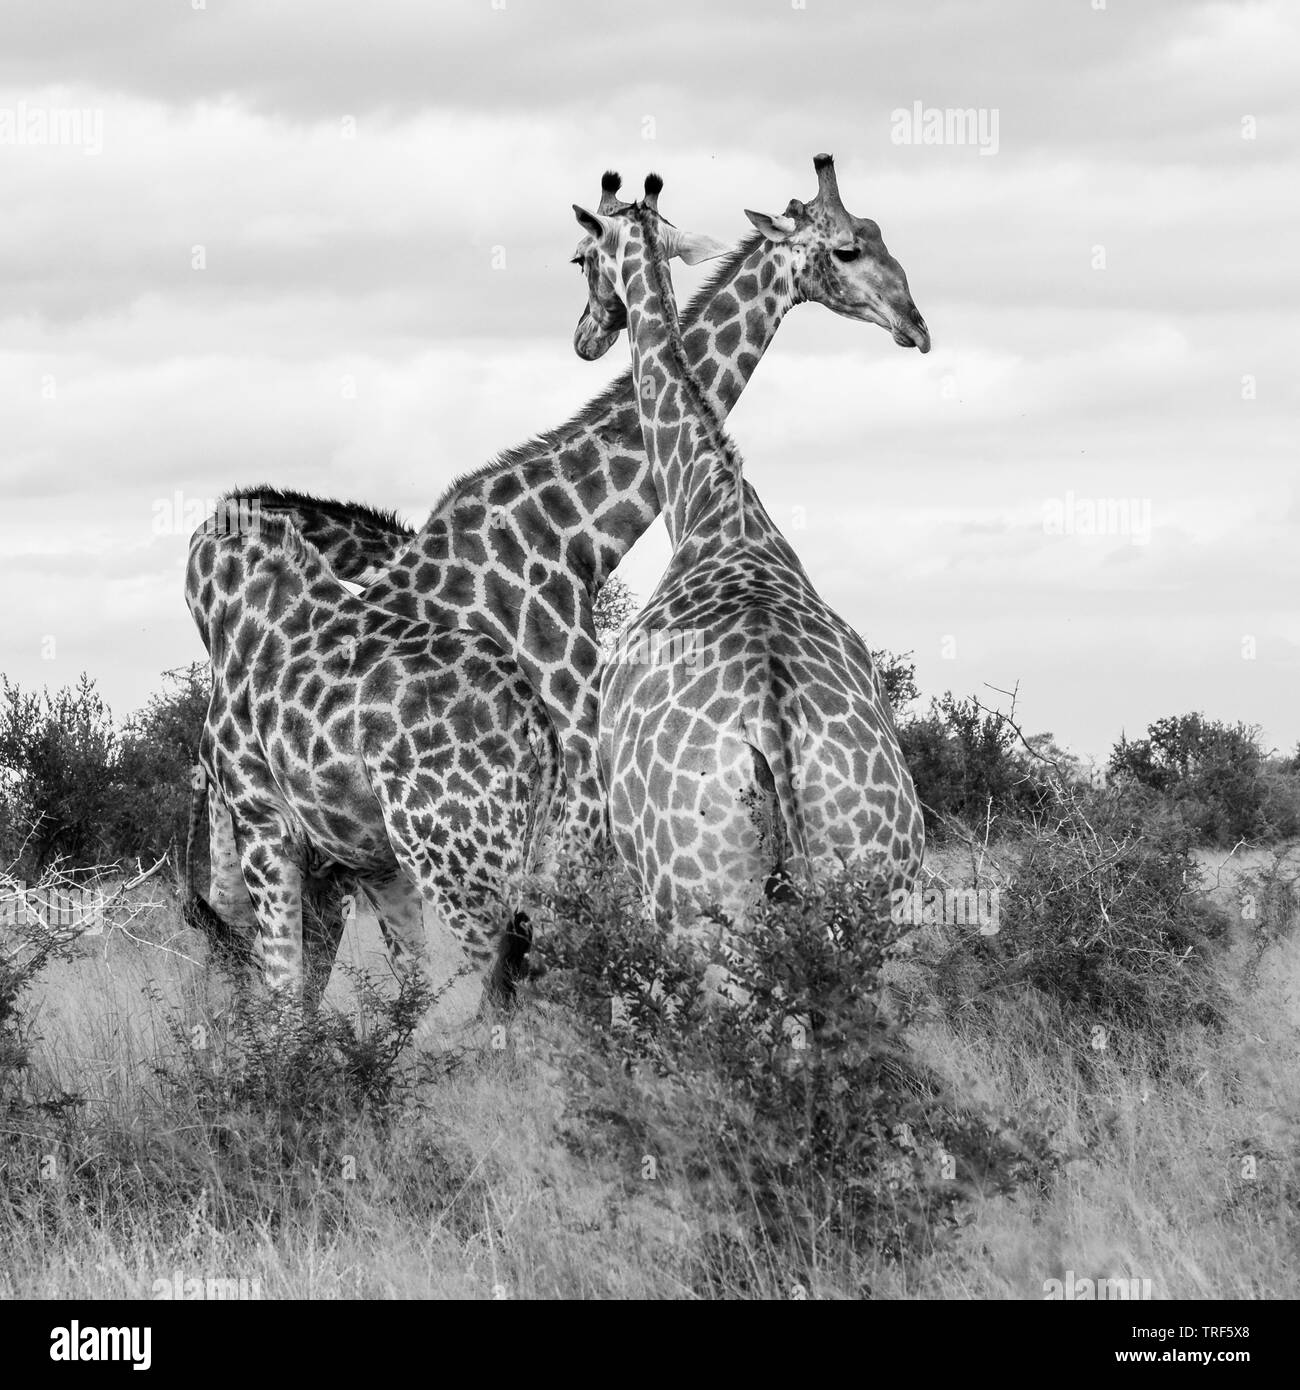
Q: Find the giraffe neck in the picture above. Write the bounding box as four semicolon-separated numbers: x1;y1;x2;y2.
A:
202;236;804;814
409;232;798;578
681;233;801;422
622;215;748;550
229;235;798;591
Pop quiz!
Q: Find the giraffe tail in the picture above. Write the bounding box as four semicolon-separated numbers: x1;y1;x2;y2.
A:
748;665;814;885
483;708;565;1010
520;708;567;881
183;764;207;899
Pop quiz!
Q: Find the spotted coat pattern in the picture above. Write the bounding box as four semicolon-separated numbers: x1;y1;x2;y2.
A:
186;511;563;996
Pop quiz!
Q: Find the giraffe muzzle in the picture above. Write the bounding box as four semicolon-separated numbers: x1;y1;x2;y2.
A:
573;304;627;361
891;305;931;353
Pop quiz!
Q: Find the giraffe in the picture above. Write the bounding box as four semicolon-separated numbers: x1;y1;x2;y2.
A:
184;487;418;995
186;507;563;1001
568;167;926;928
187;155;931;982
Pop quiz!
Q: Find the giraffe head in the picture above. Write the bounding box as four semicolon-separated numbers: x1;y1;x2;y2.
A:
744;153;930;352
571;171;729;360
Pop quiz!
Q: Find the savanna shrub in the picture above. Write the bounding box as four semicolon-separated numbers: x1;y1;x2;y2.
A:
530;856;709;1066
869;646;921;715
1235;855;1300;992
0;665;210;877
899;692;1052;835
153;966;443;1183
927;788;1231;1063
592;575;640;653
0;675;118;874
1109;713;1300;845
110;663;210;868
534;859;1056;1275
0;904;471;1243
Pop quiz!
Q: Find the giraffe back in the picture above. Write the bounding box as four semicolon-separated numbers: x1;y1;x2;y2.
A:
601;520;922;921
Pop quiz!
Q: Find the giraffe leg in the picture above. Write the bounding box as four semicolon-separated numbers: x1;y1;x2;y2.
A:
425;886;523;1016
367;766;507;967
355;870;429;981
366;751;537;1017
233;827;304;994
384;840;509;1010
301;871;349;1010
208;788;259;941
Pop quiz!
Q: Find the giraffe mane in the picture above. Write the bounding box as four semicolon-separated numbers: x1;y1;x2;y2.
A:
632;205;748;534
223;484;414;538
427;234;765;515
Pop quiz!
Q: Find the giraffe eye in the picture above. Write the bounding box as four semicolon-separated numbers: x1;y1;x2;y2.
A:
833;245;862;263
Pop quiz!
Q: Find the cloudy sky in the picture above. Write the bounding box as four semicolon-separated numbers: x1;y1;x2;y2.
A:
0;0;1295;766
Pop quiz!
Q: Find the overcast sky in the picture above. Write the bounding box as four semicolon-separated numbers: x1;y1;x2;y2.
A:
0;0;1295;765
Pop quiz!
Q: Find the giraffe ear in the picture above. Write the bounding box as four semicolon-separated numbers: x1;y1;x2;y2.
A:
665;228;731;265
744;209;798;242
573;204;608;240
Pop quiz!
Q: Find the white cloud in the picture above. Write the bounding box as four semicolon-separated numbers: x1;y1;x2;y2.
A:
0;0;1295;763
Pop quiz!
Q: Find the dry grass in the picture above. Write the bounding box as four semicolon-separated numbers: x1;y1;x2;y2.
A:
2;837;1298;1301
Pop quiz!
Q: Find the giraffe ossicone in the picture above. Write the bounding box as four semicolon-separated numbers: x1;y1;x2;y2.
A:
569;164;926;931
